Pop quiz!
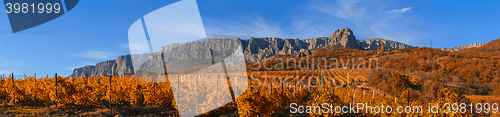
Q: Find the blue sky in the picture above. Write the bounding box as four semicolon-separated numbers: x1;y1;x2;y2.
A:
0;0;499;77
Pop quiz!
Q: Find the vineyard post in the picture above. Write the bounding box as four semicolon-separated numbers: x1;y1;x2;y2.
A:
153;74;156;107
234;76;238;96
332;88;335;96
320;71;323;87
194;74;197;103
11;73;14;106
361;91;363;101
372;90;374;99
55;73;57;108
407;88;410;106
353;89;355;104
34;73;37;106
249;79;251;92
216;75;218;105
2;74;4;109
281;77;283;94
177;76;181;100
270;76;272;94
109;75;112;115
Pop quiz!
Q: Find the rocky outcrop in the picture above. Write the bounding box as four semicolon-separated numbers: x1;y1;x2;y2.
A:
71;55;135;77
330;28;359;47
72;28;413;77
359;38;413;51
72;65;95;77
441;43;486;52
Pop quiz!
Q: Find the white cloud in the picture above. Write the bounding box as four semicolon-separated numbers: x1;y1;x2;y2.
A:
312;0;366;22
118;43;130;50
0;69;17;74
204;13;334;39
0;59;26;68
203;0;423;46
388;7;412;18
310;0;421;45
204;14;289;38
0;58;26;74
389;7;412;14
66;50;117;60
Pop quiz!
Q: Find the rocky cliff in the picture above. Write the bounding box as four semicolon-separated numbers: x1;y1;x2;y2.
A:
72;55;135;77
72;28;413;77
329;28;359;47
441;43;486;52
359;38;413;51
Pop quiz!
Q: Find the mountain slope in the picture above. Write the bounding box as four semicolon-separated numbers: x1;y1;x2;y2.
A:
459;38;500;59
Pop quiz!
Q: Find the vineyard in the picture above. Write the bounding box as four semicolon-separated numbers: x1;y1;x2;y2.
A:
239;69;479;116
0;69;496;116
0;74;176;116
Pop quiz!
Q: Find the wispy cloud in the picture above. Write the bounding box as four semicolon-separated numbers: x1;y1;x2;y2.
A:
0;70;17;74
204;14;288;38
0;59;26;67
118;43;130;50
389;7;412;14
312;0;365;22
205;0;372;40
65;50;117;60
203;0;423;46
0;58;26;74
205;13;338;39
387;7;412;18
310;0;421;45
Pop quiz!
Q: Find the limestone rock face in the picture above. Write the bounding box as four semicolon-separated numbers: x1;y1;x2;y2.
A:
359;38;413;51
330;28;359;47
441;43;486;52
72;55;135;77
72;28;414;77
297;49;311;57
72;65;95;77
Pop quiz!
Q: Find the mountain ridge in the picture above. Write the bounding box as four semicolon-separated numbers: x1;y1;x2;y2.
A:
72;28;413;77
441;43;486;52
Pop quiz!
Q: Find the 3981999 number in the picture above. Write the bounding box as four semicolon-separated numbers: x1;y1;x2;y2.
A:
6;2;61;14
